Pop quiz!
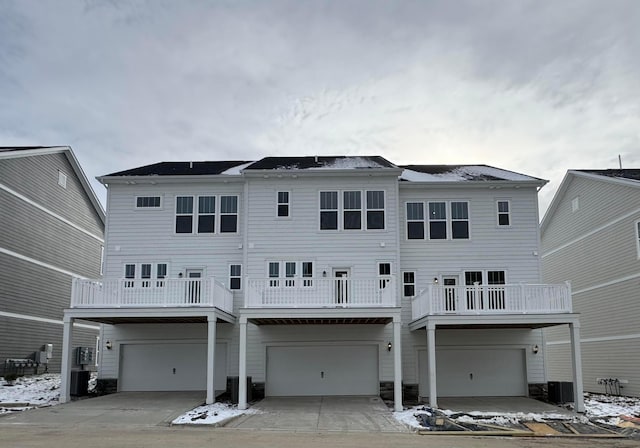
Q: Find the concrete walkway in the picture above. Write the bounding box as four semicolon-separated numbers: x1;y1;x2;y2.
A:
0;391;204;427
437;396;574;416
226;396;409;432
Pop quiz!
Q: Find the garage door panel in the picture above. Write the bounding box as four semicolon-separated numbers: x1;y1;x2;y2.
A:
120;342;226;392
267;345;378;396
419;348;526;397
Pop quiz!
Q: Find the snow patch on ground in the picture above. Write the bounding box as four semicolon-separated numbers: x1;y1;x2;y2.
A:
393;407;433;429
171;402;260;425
584;393;640;426
0;374;61;414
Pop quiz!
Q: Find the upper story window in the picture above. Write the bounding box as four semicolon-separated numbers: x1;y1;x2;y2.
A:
403;271;415;297
367;191;385;229
175;195;238;234
136;196;161;208
220;196;238;233
229;264;242;290
406;201;470;240
320;190;386;231
176;196;194;233
497;200;510;226
277;192;290;217
57;170;67;189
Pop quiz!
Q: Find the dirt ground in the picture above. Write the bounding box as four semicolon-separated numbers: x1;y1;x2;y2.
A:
1;426;639;448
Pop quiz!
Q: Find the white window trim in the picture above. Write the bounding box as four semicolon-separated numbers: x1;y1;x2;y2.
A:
57;170;67;189
636;220;640;259
405;200;471;241
175;195;195;234
174;194;240;235
402;271;416;298
496;199;511;227
122;262;170;287
462;269;508;285
319;190;387;232
135;195;163;209
366;190;386;230
220;195;239;234
229;264;242;290
196;195;216;234
276;191;291;218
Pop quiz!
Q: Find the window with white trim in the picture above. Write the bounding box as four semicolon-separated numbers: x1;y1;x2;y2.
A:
124;264;135;287
268;261;314;287
229;264;242;290
136;196;161;208
57;170;67;188
636;220;640;258
156;263;167;287
407;202;425;239
268;262;280;287
403;271;415;297
428;202;447;239
140;263;152;287
320;191;338;230
124;262;168;288
451;202;469;239
497;200;510;226
277;191;290;217
407;201;470;240
220;196;238;233
198;196;215;233
176;196;194;233
302;261;313;287
366;191;385;229
343;191;362;230
285;261;296;286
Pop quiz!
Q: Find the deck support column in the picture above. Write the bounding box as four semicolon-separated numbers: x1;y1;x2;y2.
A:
393;316;403;411
238;317;248;410
206;315;217;404
426;322;437;408
60;315;74;404
569;321;585;413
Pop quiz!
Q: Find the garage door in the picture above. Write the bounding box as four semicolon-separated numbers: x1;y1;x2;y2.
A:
266;345;378;396
419;348;526;397
119;342;227;392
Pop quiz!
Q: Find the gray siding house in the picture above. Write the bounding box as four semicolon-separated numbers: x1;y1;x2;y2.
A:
541;169;640;397
62;156;583;411
0;146;105;375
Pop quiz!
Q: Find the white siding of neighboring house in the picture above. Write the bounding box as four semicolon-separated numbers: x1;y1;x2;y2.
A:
399;185;546;386
542;174;640;396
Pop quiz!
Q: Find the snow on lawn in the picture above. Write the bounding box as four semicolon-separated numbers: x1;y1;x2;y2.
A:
171;402;260;425
0;374;61;414
584;393;640;426
393;406;433;429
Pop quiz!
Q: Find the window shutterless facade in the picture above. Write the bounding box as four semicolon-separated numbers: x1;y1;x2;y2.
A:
175;195;238;234
198;196;215;233
175;196;194;233
403;271;415;297
407;202;425;239
229;264;242;290
406;200;470;240
320;190;386;231
220;196;238;232
268;261;314;287
277;191;290;217
123;262;168;288
136;196;162;208
378;262;392;289
451;201;469;239
497;200;510;226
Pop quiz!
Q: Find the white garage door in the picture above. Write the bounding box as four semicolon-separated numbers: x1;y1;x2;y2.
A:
266;345;378;396
419;348;526;397
120;342;227;392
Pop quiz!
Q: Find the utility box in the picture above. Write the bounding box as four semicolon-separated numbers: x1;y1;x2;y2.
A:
70;370;90;396
228;376;252;404
75;347;93;366
548;381;574;404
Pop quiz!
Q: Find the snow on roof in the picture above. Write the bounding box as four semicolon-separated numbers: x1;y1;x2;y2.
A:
245;156;396;171
400;165;543;183
220;161;254;175
307;156;388;170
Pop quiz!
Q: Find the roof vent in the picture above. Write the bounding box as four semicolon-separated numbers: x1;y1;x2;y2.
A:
314;156;318;163
189;162;193;169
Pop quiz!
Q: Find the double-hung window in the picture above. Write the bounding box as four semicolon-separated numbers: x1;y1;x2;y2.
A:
320;191;338;230
220;196;238;232
451;202;469;239
343;191;362;230
366;191;385;229
229;265;242;290
198;196;215;233
497;200;510;226
403;272;415;297
176;196;194;233
407;202;425;239
428;202;447;239
277;192;290;217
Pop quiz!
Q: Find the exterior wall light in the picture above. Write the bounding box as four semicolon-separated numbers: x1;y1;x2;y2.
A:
105;340;113;350
532;344;539;354
433;277;439;284
387;342;392;352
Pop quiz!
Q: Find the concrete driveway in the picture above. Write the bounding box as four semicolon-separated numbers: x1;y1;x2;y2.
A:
0;391;204;428
225;396;409;432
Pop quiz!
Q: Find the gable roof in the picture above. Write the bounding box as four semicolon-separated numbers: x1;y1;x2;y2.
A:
245;156;396;171
106;161;252;177
0;146;105;224
540;169;640;232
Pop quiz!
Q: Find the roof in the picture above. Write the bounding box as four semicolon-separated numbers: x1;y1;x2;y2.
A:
244;156;396;171
0;146;105;224
106;161;252;177
540;168;640;232
400;164;546;183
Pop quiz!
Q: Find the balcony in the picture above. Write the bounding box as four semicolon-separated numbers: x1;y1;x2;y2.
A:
411;283;572;320
245;276;397;308
71;278;234;314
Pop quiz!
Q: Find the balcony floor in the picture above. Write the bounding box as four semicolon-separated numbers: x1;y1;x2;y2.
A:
408;312;580;331
64;306;236;325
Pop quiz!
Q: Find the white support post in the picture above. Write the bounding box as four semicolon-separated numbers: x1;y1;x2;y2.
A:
393;317;403;412
238;317;248;410
206;315;217;404
427;323;437;409
60;315;74;404
569;321;585;413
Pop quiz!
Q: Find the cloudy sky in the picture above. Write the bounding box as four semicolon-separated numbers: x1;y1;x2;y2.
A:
1;0;638;216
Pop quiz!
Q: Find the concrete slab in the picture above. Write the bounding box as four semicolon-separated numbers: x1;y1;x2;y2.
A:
437;396;574;416
226;396;409;433
0;391;205;428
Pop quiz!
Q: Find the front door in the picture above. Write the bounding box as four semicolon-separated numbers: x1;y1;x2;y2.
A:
185;269;203;304
442;276;458;312
333;268;350;304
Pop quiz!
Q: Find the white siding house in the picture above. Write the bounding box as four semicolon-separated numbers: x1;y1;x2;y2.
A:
63;156;583;412
541;169;640;397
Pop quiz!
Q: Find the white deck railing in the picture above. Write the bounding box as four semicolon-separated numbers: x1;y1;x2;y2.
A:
71;278;234;313
411;283;572;320
245;276;397;308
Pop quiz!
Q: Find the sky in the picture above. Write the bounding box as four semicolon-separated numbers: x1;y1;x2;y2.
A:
1;0;638;217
